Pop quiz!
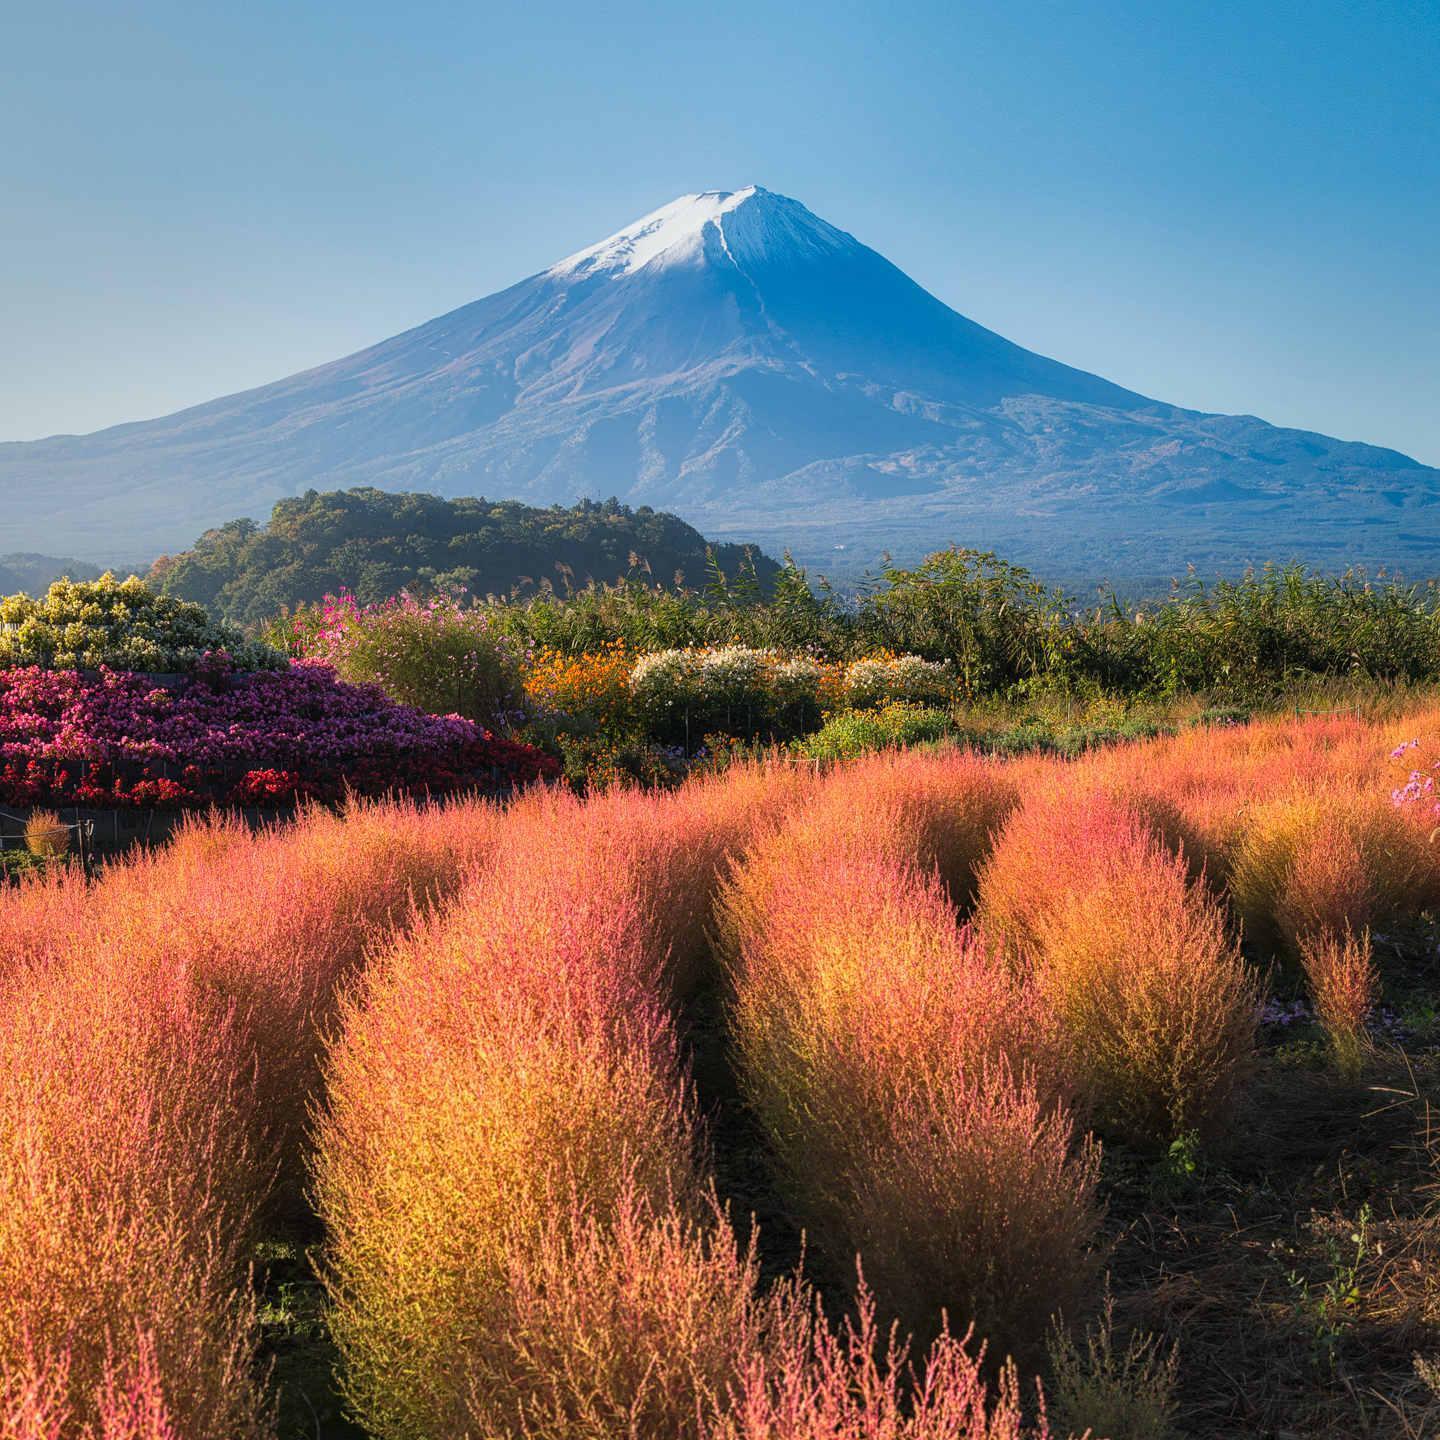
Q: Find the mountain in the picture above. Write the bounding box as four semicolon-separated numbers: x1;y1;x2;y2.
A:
147;488;781;628
4;185;1437;587
0;553;102;595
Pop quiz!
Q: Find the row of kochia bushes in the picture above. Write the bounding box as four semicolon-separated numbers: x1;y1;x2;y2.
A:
1;706;1437;1435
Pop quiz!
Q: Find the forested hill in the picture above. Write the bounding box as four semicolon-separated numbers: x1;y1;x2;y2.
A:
0;553;102;594
147;488;782;627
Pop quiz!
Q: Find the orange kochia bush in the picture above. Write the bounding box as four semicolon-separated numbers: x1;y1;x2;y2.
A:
722;765;1096;1362
978;790;1259;1146
315;768;1059;1439
314;783;740;1437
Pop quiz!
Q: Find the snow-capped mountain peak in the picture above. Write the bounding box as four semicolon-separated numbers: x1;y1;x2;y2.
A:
3;184;1436;585
547;185;854;279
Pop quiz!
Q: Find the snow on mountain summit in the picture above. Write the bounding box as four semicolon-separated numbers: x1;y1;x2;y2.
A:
548;185;855;279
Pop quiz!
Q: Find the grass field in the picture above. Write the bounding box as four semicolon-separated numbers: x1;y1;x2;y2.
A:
6;699;1440;1437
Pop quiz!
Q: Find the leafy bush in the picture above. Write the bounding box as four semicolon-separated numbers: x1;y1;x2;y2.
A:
289;591;526;726
843;652;956;708
0;573;282;673
793;702;951;760
523;640;636;734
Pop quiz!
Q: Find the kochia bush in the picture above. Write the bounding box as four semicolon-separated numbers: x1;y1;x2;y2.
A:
313;794;706;1438
1230;789;1440;956
0;793;499;1435
979;792;1259;1145
722;788;1096;1360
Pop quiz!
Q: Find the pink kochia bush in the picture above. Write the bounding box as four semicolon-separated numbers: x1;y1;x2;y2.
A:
978;791;1259;1146
0;938;271;1439
722;780;1097;1363
0;662;556;810
710;1281;1051;1440
0;794;500;1437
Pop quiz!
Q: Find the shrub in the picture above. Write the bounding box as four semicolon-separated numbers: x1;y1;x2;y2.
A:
1;1330;207;1439
523;640;636;734
313;794;706;1438
22;811;68;859
465;1186;772;1440
723;798;1096;1359
842;653;956;710
979;794;1258;1146
712;1278;1055;1440
792;702;951;760
800;748;1017;906
0;790;501;1436
0;663;556;810
0;573;281;673
297;591;526;726
1045;1299;1180;1440
0;944;271;1438
1230;790;1440;956
1299;927;1377;1079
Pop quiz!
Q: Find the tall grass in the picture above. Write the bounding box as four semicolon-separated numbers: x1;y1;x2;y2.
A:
979;792;1258;1145
723;786;1096;1359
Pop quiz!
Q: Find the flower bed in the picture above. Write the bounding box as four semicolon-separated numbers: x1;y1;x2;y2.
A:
0;662;557;809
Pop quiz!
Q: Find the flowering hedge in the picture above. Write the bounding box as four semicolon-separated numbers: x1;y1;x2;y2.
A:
0;663;557;809
283;592;526;727
523;640;636;733
0;574;283;673
523;644;954;749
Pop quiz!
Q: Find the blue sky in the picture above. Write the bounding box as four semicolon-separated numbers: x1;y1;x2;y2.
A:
3;0;1437;462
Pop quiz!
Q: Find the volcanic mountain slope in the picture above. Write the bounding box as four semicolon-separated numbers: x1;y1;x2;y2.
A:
3;185;1437;585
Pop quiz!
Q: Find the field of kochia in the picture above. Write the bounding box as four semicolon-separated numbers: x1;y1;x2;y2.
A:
4;703;1440;1438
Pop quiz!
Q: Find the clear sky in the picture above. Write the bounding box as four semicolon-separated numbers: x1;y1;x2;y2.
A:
3;0;1437;462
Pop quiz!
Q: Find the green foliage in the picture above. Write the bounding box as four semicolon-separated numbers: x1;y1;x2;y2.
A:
297;594;525;726
856;548;1078;695
0;573;283;673
0;848;46;883
502;553;1440;706
150;488;782;628
791;703;952;761
1096;565;1440;698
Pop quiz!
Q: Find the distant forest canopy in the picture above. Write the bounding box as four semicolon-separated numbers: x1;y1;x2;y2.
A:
147;488;782;627
0;553;102;594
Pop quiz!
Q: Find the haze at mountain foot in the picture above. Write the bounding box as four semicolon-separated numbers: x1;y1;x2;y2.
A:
3;186;1435;586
